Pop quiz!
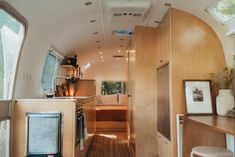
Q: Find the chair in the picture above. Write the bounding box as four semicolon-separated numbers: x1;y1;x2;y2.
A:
191;146;233;157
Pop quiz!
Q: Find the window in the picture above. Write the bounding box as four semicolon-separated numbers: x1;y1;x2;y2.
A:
0;6;25;99
0;2;26;157
101;81;126;95
41;51;61;91
207;0;235;23
0;120;10;157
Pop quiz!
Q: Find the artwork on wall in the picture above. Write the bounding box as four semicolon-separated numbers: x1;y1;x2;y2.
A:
184;80;213;115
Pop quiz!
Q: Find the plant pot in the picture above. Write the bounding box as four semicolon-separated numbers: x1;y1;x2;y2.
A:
216;89;234;116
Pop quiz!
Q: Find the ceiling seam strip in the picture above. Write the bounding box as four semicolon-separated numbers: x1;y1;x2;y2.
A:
99;0;106;50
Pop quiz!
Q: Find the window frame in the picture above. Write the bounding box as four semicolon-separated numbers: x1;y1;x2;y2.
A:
41;50;63;92
101;80;127;95
0;1;28;100
0;2;27;157
206;0;235;24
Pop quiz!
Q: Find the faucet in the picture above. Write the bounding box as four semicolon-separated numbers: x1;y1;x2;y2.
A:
51;75;71;94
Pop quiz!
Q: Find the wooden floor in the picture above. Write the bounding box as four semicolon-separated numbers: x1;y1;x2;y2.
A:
86;133;135;157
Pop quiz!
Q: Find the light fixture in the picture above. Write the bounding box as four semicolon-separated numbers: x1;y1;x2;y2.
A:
118;50;121;53
154;20;161;24
90;19;96;23
164;3;172;7
85;2;92;6
101;59;105;62
83;62;91;70
100;56;104;59
99;51;103;55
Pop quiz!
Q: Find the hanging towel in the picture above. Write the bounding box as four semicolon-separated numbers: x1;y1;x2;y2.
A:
78;112;88;150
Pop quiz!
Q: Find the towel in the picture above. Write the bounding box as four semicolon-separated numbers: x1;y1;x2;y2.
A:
78;113;88;150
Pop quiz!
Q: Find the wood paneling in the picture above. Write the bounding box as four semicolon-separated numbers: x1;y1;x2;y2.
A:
74;80;96;96
13;100;76;157
183;117;226;157
170;8;226;157
156;11;171;67
155;8;226;157
13;98;96;157
128;26;158;157
185;116;235;136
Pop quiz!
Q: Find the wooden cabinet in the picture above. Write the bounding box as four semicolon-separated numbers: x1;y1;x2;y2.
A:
13;97;96;157
157;132;171;157
127;26;157;157
156;12;171;67
75;80;96;96
155;8;226;157
76;97;96;157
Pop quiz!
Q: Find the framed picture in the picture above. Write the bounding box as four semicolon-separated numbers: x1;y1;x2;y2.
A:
184;80;213;115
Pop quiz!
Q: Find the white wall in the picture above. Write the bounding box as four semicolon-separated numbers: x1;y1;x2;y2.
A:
81;59;127;95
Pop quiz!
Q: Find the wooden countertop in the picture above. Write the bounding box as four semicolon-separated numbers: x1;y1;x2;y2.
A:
184;116;235;135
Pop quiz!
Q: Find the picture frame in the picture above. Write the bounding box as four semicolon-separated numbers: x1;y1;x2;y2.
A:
184;80;213;115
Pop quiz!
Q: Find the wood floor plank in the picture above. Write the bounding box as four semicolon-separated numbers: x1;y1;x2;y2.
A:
86;133;135;157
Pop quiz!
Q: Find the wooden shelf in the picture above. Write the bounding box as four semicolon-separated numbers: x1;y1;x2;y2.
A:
184;116;235;135
61;64;77;70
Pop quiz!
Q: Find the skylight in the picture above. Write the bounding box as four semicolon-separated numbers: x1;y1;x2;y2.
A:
207;0;235;23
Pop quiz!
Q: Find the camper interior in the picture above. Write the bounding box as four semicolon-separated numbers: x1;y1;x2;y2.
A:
0;0;235;157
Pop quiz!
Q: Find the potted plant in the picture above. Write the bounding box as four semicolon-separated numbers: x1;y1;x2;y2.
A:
210;67;235;116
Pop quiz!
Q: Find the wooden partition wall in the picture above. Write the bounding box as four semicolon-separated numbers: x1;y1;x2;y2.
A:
128;8;226;157
128;26;158;157
170;8;226;157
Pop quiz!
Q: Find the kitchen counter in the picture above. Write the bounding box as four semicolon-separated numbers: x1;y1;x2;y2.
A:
16;96;94;102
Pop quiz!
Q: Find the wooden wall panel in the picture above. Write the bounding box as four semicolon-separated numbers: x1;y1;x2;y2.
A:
183;119;226;157
13;100;76;157
131;26;158;157
74;80;96;96
170;8;226;157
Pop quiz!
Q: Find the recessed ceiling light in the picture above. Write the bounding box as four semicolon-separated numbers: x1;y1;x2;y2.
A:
90;19;96;23
154;20;161;24
118;50;121;53
96;40;100;43
85;2;92;6
99;51;103;55
164;3;172;7
100;56;104;59
93;32;98;35
101;59;105;62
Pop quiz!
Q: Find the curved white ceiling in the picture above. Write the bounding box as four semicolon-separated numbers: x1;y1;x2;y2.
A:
5;0;234;98
6;0;235;66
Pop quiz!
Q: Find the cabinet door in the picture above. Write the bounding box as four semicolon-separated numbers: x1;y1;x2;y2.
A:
157;133;171;157
157;11;171;67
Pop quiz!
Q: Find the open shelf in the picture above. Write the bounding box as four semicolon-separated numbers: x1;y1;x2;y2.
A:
61;64;77;70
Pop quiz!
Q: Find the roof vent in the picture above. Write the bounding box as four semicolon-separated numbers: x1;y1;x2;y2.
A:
113;13;122;17
105;0;151;22
112;29;132;37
